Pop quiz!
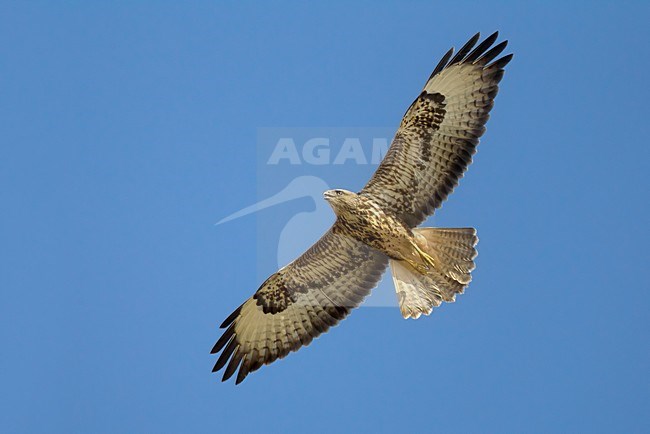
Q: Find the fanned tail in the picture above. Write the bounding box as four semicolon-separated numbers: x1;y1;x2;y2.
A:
390;227;478;319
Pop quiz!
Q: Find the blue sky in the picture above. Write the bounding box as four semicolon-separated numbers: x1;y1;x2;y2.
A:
1;1;649;433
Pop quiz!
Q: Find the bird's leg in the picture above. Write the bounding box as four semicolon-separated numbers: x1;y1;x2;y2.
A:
412;243;437;272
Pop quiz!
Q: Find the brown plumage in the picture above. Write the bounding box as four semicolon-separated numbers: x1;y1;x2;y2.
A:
213;32;512;384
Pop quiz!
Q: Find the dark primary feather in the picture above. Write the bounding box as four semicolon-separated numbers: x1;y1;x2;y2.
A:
211;322;235;354
489;53;513;70
219;303;243;329
213;337;238;372
449;32;480;64
465;31;499;63
477;40;508;65
428;47;455;80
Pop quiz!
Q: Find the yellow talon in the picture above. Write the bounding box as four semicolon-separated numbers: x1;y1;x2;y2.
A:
414;244;437;269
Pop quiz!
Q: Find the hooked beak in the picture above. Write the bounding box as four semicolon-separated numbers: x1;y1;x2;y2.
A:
323;191;335;201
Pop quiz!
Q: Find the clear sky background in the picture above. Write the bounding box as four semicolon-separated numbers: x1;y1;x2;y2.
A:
2;1;649;433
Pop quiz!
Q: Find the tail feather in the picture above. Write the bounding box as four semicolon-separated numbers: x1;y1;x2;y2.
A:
417;227;477;284
390;227;478;319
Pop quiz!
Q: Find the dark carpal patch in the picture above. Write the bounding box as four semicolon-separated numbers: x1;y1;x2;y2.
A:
254;274;294;314
411;93;446;164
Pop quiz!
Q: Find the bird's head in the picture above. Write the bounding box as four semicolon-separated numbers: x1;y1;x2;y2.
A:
323;189;358;216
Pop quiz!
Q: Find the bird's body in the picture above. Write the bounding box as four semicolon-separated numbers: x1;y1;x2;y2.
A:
213;32;512;384
325;190;416;263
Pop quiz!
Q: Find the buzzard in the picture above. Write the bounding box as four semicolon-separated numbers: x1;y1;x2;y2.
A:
213;32;512;384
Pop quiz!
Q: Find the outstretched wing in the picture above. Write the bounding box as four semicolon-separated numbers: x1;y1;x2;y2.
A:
211;223;388;384
361;32;513;228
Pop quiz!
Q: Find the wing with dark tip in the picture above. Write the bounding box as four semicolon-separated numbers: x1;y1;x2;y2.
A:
361;32;513;227
211;222;388;384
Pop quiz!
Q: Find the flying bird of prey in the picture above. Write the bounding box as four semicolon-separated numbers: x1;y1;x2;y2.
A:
212;32;512;384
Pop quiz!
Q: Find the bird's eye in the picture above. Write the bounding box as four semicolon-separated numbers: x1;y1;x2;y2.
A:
336;190;343;195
